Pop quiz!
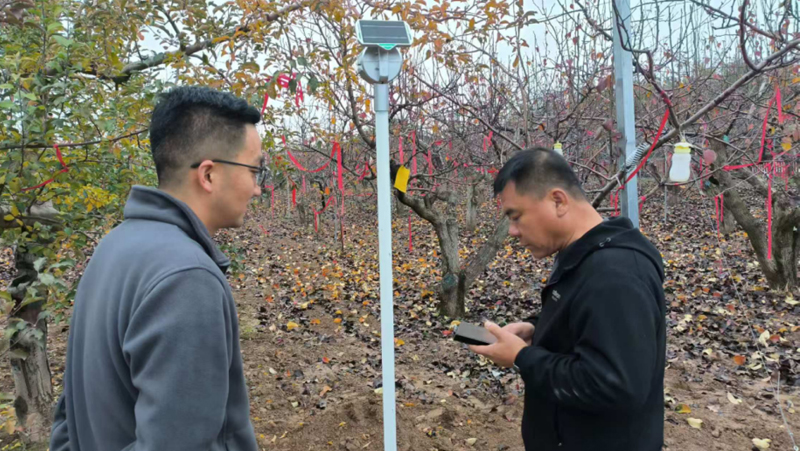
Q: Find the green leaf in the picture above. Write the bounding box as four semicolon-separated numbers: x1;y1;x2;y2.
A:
0;100;15;110
0;291;10;302
52;35;74;47
297;57;308;67
33;257;46;272
47;22;64;33
18;296;42;309
289;79;298;94
38;273;56;286
308;76;319;93
0;83;14;90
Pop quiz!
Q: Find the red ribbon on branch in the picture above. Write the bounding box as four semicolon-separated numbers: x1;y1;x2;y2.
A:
483;131;493;153
312;195;338;232
609;106;669;210
22;144;69;192
714;194;724;238
767;163;774;260
724;86;781;171
287;142;340;174
261;93;269;115
398;138;404;164
411;131;417;176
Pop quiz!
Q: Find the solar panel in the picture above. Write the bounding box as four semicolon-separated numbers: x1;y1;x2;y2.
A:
356;20;412;49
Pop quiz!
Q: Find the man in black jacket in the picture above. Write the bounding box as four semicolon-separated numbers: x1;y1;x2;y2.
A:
469;148;666;451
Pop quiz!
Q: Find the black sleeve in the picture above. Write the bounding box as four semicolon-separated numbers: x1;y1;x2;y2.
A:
514;269;660;413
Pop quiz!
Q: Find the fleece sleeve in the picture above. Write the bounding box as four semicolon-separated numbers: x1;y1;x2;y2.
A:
122;268;232;451
49;393;70;451
514;270;660;413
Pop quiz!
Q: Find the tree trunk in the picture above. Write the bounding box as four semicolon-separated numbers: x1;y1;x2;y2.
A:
709;140;800;290
7;246;53;444
395;185;510;318
466;183;478;233
435;219;466;318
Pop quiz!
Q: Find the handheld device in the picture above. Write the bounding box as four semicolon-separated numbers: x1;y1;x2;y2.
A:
453;322;497;346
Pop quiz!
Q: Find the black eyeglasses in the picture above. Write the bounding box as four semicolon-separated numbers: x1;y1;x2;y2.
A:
190;159;268;186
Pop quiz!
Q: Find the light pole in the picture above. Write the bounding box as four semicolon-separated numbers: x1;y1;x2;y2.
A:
356;19;412;451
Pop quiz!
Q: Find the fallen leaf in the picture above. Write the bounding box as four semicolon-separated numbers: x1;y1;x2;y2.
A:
334;318;342;324
752;438;771;450
733;355;747;365
310;319;321;325
687;418;703;429
394;338;405;346
786;295;799;306
727;392;743;405
758;330;770;346
374;387;384;395
320;385;332;397
677;404;692;414
466;438;478;446
286;321;300;331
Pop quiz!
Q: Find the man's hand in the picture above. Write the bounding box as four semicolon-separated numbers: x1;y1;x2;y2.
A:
502;322;535;346
468;321;528;368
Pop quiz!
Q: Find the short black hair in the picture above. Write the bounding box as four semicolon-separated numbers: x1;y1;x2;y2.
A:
493;147;586;200
149;86;261;187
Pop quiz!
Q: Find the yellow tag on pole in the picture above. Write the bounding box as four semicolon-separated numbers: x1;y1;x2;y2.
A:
394;166;410;193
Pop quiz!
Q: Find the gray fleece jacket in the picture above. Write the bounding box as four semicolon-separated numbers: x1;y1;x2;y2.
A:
49;186;257;451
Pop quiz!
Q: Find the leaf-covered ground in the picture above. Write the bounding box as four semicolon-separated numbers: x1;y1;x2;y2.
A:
3;186;800;450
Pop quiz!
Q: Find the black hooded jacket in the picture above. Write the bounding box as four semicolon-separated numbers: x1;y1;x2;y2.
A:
514;217;666;451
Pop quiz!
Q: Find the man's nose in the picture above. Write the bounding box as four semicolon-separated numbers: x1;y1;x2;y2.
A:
509;223;520;237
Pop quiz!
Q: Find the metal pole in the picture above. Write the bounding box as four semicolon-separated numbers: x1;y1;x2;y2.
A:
374;82;397;451
612;0;639;228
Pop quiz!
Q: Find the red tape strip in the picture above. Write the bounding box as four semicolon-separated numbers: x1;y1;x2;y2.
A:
22;144;69;192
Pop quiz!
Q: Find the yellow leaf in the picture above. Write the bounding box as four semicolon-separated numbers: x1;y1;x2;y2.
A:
752;438;771;450
786;295;799;306
782;142;792;151
3;215;13;221
793;77;800;84
310;319;321;325
366;99;371;111
687;418;703;429
759;330;770;346
334;318;342;324
10;205;19;216
727;392;743;405
676;404;692;414
286;321;300;331
394;338;405;346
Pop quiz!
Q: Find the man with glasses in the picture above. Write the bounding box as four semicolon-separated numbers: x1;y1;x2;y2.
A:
50;86;263;451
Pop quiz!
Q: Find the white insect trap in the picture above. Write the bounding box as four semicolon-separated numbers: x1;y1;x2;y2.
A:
669;141;692;182
554;141;563;157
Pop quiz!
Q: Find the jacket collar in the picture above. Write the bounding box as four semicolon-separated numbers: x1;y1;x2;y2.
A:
547;217;634;286
123;186;230;273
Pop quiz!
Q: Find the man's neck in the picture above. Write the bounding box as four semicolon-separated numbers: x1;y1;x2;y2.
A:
159;186;218;235
560;204;604;252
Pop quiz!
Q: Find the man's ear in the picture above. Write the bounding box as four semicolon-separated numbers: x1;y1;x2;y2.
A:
196;161;215;193
550;188;570;217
